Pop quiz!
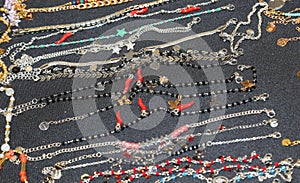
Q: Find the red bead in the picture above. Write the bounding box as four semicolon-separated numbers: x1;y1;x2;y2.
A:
177;158;181;164
76;0;80;4
199;160;202;164
233;158;237;162
210;160;214;164
168;168;173;174
188;158;192;163
166;160;170;165
144;166;148;171
210;168;214;174
99;171;103;176
130;7;149;16
142;172;147;177
111;170;115;175
161;166;166;171
177;101;195;111
250;166;255;171
220;156;225;163
181;6;200;14
129;176;134;181
188;135;194;142
255;153;260;158
219;125;225;130
115;175;121;179
84;0;88;3
223;166;227;170
156;164;160;168
181;168;186;172
275;162;279;167
243;158;248;163
262;167;267;171
250;155;254;160
205;163;211;168
121;170;125;174
156;172;159;176
20;154;27;163
133;168;137;174
237;164;241;169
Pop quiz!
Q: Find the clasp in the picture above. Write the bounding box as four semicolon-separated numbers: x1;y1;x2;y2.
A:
237;65;252;71
263;109;276;118
253;93;270;101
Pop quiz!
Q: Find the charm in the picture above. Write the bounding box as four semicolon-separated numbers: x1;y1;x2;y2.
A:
39;121;50;131
168;96;182;110
125;42;135;50
266;22;277;33
241;80;255;91
212;176;229;183
136;68;143;86
117;95;132;105
124;50;135;60
0;48;5;55
159;76;169;85
115;111;123;132
277;38;289;47
116;28;127;37
138;98;149;117
55;32;73;44
111;46;122;54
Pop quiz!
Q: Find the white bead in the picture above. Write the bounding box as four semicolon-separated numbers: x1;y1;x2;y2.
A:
4;137;9;142
5;125;10;129
5;131;10;135
1;144;10;152
0;87;4;91
10;96;15;101
5;113;12;122
7;107;13;112
5;88;14;96
0;154;4;158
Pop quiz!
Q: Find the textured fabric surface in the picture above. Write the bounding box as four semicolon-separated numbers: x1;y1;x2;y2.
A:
0;0;299;182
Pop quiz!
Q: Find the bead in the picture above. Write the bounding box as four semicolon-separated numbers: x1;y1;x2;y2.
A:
5;88;14;96
1;144;10;152
5;113;12;122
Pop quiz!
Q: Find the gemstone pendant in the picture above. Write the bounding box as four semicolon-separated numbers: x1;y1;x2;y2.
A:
268;0;285;10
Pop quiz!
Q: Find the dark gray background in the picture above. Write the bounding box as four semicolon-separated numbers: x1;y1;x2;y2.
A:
0;0;299;182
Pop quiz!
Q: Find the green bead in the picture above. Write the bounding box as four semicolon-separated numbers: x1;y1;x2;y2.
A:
80;0;84;4
30;45;35;49
89;38;94;42
207;10;211;13
80;40;84;43
51;43;56;47
40;45;45;48
71;41;75;44
61;43;66;46
111;35;115;38
216;8;221;11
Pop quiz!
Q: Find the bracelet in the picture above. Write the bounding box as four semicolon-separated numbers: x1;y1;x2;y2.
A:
0;8;12;46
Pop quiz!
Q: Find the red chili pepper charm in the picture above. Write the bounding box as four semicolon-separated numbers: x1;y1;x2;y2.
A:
177;101;195;111
123;74;134;94
137;68;144;83
116;110;123;126
55;32;73;44
181;6;200;14
138;98;147;111
130;7;149;16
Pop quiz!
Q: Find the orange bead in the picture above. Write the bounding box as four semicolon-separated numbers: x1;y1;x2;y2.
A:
20;171;27;177
20;175;27;182
20;154;27;163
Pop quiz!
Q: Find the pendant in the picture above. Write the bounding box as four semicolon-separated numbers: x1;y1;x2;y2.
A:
277;38;289;47
266;22;277;33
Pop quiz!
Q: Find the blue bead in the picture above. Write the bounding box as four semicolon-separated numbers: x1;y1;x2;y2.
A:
281;166;286;172
193;173;198;178
72;0;76;5
247;174;252;179
160;178;165;183
171;174;176;180
270;169;275;175
259;172;265;176
236;176;241;182
182;172;188;177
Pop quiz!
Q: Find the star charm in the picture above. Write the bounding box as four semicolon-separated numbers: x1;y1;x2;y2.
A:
117;28;127;37
125;42;135;50
124;50;135;60
111;46;121;54
241;80;255;92
168;96;182;110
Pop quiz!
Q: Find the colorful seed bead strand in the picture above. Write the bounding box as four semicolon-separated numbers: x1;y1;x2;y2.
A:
81;152;299;183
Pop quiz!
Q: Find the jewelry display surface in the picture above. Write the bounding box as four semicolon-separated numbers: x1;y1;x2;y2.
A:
0;0;299;182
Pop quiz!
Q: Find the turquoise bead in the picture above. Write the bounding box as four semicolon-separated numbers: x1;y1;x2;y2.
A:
182;171;188;177
40;45;45;48
236;176;241;182
171;174;176;180
193;173;198;178
89;38;94;42
281;166;286;172
247;174;252;179
160;178;165;183
270;169;275;175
